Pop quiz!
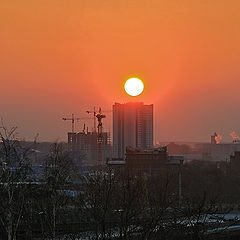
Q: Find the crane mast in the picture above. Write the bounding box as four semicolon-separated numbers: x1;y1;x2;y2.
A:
96;108;106;144
96;108;105;167
86;107;97;132
86;107;106;167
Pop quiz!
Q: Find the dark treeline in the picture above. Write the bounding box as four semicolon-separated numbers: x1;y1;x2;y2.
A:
1;127;240;240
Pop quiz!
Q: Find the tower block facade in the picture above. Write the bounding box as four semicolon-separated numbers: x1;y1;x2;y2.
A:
113;102;153;158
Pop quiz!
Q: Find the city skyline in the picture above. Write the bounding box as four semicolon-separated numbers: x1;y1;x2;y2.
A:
1;1;240;143
2;2;240;239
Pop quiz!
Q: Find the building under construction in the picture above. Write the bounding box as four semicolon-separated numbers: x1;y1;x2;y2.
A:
63;109;112;167
68;131;111;166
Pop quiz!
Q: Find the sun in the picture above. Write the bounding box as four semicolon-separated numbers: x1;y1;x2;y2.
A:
124;77;144;96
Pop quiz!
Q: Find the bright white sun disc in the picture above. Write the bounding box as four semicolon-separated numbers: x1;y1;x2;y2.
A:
124;78;144;96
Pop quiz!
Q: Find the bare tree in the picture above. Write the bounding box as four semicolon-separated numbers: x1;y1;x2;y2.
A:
173;163;228;240
111;170;148;240
138;170;179;240
0;122;33;240
38;142;76;240
77;167;116;240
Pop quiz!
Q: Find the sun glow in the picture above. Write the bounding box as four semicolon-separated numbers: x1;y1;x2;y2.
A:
124;77;144;96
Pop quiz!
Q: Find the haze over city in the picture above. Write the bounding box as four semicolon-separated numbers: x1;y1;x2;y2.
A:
1;0;240;142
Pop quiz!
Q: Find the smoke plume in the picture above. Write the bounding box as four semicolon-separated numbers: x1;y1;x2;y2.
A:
230;131;240;141
214;134;222;144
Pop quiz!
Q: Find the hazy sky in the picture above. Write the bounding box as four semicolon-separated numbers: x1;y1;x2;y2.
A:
1;0;240;143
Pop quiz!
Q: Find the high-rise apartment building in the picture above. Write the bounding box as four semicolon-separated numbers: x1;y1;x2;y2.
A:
113;102;153;158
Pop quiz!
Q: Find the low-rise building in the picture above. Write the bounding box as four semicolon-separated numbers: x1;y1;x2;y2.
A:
108;146;184;176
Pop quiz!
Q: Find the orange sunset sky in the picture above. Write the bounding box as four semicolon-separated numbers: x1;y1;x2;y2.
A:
1;0;240;143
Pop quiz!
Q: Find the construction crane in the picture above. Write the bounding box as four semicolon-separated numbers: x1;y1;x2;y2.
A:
86;107;97;132
62;113;90;133
96;108;106;144
86;107;111;132
86;107;113;167
96;108;106;167
86;107;107;167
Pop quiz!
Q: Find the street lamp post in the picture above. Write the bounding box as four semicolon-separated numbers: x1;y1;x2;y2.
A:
179;159;184;207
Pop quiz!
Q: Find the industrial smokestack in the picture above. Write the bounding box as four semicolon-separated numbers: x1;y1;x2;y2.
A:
211;133;217;144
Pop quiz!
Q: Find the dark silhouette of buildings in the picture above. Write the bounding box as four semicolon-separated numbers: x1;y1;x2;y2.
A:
125;146;168;169
108;146;184;177
230;151;240;175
